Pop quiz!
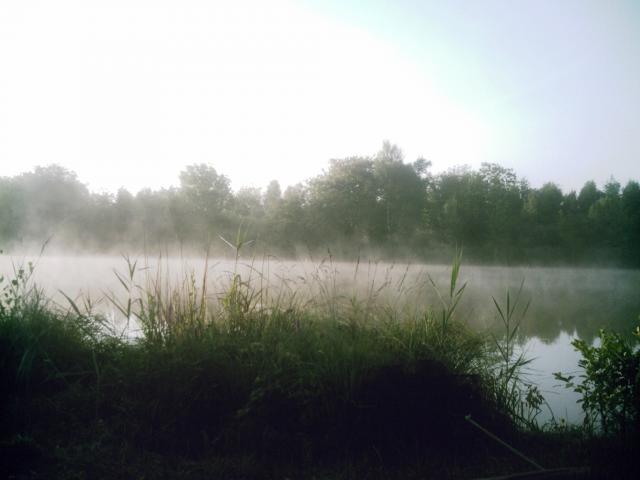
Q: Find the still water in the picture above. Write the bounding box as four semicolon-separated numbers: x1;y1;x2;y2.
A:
2;253;638;425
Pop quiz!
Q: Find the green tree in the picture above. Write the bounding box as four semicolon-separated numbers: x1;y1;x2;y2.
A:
525;182;563;248
308;157;379;241
234;187;264;219
589;178;625;253
558;191;588;261
0;177;24;246
428;168;489;247
167;188;194;249
179;164;232;239
479;163;526;259
134;189;175;247
15;165;89;243
269;184;311;251
622;181;640;264
114;188;135;239
373;142;426;240
578;180;602;213
263;180;282;214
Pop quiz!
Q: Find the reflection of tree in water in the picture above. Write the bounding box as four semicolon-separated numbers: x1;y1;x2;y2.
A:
444;267;640;345
507;283;639;345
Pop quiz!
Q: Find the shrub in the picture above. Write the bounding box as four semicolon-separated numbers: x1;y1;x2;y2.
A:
554;325;640;437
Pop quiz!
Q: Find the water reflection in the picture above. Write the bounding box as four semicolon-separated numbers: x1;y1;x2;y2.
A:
520;332;585;424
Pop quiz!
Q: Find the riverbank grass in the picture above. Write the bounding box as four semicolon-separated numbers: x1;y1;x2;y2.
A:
0;255;635;478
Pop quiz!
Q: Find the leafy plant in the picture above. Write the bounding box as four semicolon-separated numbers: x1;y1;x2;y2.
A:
554;325;640;436
0;261;37;317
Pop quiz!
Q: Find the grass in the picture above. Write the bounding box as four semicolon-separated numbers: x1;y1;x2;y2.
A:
0;251;636;478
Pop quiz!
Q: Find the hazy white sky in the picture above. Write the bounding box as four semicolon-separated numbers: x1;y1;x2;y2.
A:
1;0;639;193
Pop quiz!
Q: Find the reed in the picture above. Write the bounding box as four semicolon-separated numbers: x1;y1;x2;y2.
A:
0;250;614;478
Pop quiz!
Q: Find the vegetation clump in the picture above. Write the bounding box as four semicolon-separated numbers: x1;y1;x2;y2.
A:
555;328;640;436
0;254;637;478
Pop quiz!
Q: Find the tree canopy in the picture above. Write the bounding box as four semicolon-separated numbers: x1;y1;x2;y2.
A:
1;144;638;266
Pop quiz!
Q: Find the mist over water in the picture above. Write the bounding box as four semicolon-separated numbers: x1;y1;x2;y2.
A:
3;2;640;475
2;252;638;424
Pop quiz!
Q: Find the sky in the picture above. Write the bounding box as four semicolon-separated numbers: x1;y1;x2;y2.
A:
0;0;639;194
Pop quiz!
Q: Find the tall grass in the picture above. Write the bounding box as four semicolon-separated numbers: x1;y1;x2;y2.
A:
0;248;559;478
486;280;550;429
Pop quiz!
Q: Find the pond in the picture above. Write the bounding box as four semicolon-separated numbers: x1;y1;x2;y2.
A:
2;253;639;425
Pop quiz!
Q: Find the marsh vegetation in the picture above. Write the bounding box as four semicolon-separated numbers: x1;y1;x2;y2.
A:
1;248;638;478
4;250;638;422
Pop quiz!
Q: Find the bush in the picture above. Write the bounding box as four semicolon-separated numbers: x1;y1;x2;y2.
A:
554;326;640;437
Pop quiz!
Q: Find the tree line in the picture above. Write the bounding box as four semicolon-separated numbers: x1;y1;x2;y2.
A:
1;142;639;265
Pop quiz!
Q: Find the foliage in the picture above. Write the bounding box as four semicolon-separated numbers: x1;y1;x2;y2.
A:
2;144;638;265
554;327;640;436
0;261;36;317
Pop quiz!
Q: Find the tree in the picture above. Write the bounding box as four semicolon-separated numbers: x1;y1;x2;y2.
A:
15;165;89;243
412;157;432;182
308;157;379;241
134;189;174;245
589;178;625;251
179;164;232;238
479;163;526;255
531;183;563;224
525;182;563;248
621;181;640;264
428;167;489;247
578;181;602;213
558;191;588;261
263;180;282;213
0;177;24;246
373;142;426;240
167;188;193;248
114;189;135;234
375;140;404;163
234;187;263;217
267;184;311;250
